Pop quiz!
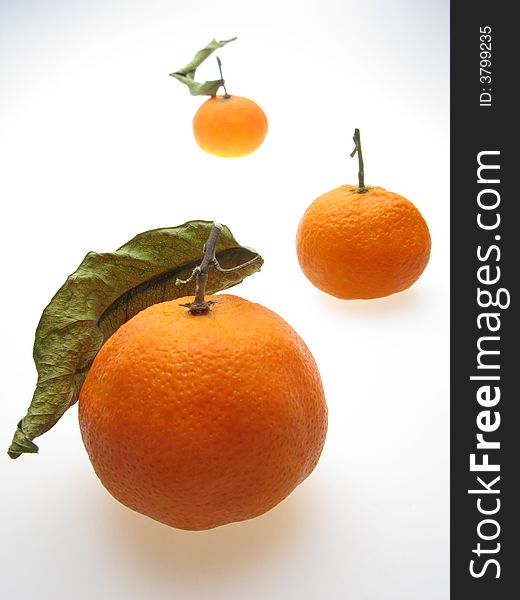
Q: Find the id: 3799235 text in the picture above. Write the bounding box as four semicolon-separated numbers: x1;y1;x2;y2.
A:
480;26;492;107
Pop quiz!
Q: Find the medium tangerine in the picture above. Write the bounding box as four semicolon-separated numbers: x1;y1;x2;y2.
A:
296;129;431;299
296;185;431;299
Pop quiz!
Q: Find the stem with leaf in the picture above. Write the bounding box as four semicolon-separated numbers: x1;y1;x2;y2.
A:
177;223;260;314
216;57;230;98
350;128;369;193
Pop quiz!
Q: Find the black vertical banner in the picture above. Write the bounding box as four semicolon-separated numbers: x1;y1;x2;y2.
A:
451;1;518;598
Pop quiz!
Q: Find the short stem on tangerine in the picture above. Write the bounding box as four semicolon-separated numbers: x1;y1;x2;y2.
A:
350;128;369;193
216;56;230;98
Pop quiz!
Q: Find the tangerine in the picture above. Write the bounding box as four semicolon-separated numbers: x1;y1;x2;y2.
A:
79;294;327;530
192;95;268;158
296;130;431;299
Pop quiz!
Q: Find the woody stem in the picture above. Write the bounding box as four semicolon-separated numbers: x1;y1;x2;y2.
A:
192;223;222;307
350;128;369;193
176;222;262;315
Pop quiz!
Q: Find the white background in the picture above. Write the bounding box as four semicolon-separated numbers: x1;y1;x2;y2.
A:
0;1;449;598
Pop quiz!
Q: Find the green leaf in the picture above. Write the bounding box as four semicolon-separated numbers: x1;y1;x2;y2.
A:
169;37;237;96
8;220;262;459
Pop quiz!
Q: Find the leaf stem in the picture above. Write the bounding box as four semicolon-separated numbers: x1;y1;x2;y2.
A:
349;128;369;193
213;255;260;273
216;56;230;98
